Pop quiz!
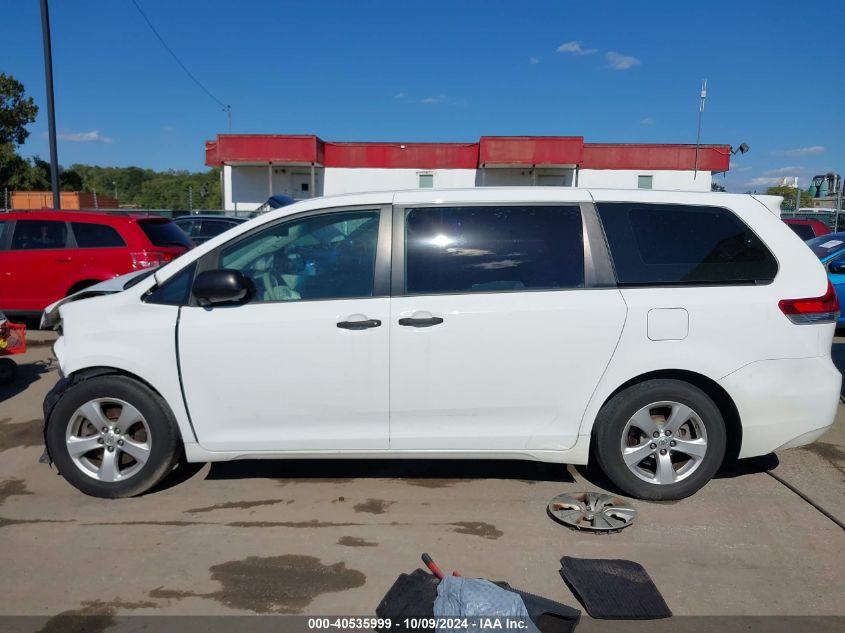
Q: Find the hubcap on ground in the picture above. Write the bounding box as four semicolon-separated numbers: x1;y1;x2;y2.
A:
65;398;151;482
548;492;637;532
620;400;708;485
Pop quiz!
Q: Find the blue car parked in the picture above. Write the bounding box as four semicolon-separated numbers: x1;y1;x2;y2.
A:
807;231;845;325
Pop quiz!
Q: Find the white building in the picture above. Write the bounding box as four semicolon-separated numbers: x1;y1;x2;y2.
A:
204;134;733;212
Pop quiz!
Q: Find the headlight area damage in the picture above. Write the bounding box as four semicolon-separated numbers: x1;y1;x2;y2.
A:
39;268;157;330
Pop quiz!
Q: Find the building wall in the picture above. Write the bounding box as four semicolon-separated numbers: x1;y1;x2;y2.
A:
577;169;711;191
322;168;477;196
223;164;714;210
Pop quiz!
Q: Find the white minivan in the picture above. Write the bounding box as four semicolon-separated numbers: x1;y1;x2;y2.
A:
41;188;841;500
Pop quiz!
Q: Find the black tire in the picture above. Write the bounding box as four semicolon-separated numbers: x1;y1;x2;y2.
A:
46;375;182;498
0;358;17;384
592;379;727;501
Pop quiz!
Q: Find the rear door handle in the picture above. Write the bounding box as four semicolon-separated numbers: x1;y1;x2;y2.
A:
337;319;382;330
398;316;444;328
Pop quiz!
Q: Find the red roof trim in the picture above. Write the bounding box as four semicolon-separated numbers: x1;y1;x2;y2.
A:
479;136;583;166
581;143;732;171
205;135;731;172
324;142;478;169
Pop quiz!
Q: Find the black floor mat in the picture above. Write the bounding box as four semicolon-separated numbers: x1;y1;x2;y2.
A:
559;556;672;620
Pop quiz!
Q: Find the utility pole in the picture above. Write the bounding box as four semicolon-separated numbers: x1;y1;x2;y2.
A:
40;0;61;209
225;105;232;132
694;79;707;179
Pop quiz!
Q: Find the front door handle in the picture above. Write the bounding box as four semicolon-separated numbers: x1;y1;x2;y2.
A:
337;319;382;330
398;316;444;328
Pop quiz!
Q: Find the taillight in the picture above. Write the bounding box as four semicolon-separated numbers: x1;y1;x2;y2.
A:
131;251;167;270
778;280;840;324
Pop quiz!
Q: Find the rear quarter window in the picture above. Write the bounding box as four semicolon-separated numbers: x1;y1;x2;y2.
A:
597;203;778;285
71;222;126;248
138;220;192;249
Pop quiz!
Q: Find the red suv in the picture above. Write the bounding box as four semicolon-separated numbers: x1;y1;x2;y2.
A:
0;211;193;315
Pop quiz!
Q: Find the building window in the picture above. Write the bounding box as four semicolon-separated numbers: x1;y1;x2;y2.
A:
419;173;434;188
637;175;653;189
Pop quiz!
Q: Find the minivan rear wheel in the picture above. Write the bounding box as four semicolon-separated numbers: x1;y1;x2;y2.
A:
46;375;181;498
593;379;726;500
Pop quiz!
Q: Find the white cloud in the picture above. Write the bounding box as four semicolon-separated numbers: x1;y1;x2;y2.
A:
421;94;448;104
639;117;654;125
605;51;641;70
394;92;406;99
58;130;113;143
762;166;805;175
557;41;598;56
529;56;541;65
772;146;825;157
745;177;783;187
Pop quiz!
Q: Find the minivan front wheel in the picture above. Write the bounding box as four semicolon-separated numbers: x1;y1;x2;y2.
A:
47;375;181;498
593;379;726;500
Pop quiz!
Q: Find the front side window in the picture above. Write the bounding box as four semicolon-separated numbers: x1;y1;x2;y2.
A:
71;222;126;248
597;203;778;285
200;219;236;238
220;210;380;302
11;220;68;250
405;205;585;295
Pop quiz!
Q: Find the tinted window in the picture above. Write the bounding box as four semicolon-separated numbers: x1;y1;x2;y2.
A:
597;203;778;285
11;220;68;250
786;223;815;241
200;219;236;237
0;221;7;245
405;205;584;294
807;233;845;260
145;263;196;305
139;220;193;248
174;218;199;237
71;222;126;248
221;210;380;302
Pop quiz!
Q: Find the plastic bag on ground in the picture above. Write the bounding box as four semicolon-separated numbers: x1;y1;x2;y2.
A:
433;575;540;633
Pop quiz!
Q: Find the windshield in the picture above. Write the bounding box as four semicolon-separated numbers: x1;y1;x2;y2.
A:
807;233;845;260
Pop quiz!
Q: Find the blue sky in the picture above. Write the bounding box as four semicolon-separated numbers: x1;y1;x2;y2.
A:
3;0;843;192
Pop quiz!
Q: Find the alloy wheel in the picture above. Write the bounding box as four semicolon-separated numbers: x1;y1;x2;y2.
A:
620;400;708;485
65;398;152;482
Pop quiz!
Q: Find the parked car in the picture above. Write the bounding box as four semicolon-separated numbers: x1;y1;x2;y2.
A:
172;214;247;245
40;189;840;500
255;194;297;213
782;218;831;240
806;231;845;325
0;211;193;315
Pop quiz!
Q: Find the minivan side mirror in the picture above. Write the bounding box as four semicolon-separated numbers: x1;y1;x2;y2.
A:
829;259;845;275
192;269;252;305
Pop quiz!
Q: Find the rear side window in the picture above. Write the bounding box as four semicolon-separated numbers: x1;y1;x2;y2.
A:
71;222;126;248
597;203;778;285
11;220;68;250
786;223;815;241
405;205;584;294
0;221;7;245
138;220;192;249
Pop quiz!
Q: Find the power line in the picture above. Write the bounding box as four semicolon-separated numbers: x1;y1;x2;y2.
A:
129;0;231;128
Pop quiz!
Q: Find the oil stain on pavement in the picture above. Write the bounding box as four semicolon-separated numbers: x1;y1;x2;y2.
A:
0;478;32;505
447;521;503;539
0;418;43;450
185;499;288;514
338;536;378;547
353;498;394;514
150;555;366;614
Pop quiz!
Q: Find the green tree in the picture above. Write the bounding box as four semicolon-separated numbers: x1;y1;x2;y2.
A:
0;73;42;193
711;182;726;192
765;186;814;211
0;73;38;146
